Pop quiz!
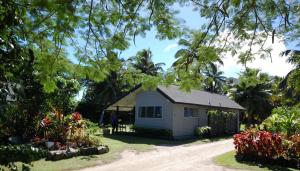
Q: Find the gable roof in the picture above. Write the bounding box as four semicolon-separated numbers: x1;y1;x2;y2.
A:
104;84;245;111
157;85;245;110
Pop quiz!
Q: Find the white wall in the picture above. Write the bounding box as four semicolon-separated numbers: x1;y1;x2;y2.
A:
172;104;208;139
135;90;173;130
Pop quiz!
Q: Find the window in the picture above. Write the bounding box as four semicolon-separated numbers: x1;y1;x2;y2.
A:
184;107;199;117
139;106;162;118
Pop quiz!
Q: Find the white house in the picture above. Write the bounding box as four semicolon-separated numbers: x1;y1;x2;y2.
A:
104;85;245;139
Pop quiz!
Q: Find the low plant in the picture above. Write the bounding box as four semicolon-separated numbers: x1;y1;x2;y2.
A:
132;126;172;138
195;126;211;138
233;129;299;169
262;107;300;136
233;129;284;159
0;144;48;170
35;110;102;150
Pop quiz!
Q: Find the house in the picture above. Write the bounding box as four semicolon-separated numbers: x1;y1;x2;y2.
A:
104;85;245;139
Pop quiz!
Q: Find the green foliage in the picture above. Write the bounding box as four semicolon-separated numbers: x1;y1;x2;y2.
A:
129;49;165;76
262;107;300;136
0;144;48;169
208;110;237;136
203;63;226;94
0;0;182;91
231;68;273;123
132;126;173;138
195;126;211;138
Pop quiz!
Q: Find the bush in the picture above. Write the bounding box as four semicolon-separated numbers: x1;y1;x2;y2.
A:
195;126;211;138
132;126;172;138
233;129;284;158
208;110;237;136
0;144;48;167
262;107;300;136
233;129;299;169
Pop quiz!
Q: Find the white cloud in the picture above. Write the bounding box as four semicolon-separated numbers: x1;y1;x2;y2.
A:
163;43;178;52
218;33;293;77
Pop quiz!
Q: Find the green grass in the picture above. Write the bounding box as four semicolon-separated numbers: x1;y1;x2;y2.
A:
0;135;230;171
213;151;298;171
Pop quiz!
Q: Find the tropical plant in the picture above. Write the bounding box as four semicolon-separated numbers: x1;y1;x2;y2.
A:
233;129;300;168
233;129;284;159
208;110;237;136
129;49;165;76
279;50;300;106
194;126;211;138
203;63;226;94
231;68;273;124
262;107;300;136
172;31;224;90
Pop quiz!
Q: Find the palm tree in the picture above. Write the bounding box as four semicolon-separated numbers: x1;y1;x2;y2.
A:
172;32;223;71
279;50;300;105
231;68;273;124
203;63;226;94
129;49;165;76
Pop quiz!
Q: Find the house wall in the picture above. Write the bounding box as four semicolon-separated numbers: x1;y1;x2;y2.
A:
134;89;241;139
172;104;209;139
135;90;173;130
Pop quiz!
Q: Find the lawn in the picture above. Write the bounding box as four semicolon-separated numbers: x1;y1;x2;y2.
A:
1;135;229;171
213;151;298;171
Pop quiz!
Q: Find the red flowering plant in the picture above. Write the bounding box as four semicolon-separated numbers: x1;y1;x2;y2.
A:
233;129;284;159
65;112;85;139
72;112;81;121
38;109;68;143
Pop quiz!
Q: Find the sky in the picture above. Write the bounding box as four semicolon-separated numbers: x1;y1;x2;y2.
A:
74;3;299;100
116;4;298;78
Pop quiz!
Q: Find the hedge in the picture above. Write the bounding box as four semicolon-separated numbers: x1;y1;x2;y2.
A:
132;126;173;138
208;110;237;136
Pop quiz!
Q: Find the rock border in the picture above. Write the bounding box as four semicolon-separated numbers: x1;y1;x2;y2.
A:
46;145;109;161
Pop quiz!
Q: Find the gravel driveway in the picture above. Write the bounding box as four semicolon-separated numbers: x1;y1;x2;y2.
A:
80;139;240;171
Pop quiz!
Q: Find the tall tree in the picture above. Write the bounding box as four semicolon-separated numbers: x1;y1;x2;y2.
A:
279;50;300;106
231;68;273;124
129;49;165;76
203;63;226;94
172;31;223;90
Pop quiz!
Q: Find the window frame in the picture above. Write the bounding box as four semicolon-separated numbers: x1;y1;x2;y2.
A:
138;106;163;119
184;107;199;117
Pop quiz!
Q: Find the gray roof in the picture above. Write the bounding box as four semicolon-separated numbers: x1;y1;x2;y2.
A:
157;85;245;110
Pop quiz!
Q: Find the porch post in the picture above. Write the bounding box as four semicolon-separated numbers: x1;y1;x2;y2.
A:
236;111;240;133
116;106;119;132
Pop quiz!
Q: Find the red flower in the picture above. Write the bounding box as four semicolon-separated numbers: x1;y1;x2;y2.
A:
41;116;52;127
72;112;81;121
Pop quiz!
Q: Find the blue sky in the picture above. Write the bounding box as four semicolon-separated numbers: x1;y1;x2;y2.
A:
119;4;202;70
74;4;299;100
70;3;298;79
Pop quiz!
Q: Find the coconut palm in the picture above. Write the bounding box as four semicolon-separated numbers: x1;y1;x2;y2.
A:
279;50;300;105
203;63;226;94
172;32;223;71
129;49;165;76
231;68;273;124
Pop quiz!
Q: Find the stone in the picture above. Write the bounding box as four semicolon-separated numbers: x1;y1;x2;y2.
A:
80;147;98;156
46;150;66;161
97;145;109;154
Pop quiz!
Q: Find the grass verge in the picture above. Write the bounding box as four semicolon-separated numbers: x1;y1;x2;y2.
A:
0;135;230;171
213;151;298;171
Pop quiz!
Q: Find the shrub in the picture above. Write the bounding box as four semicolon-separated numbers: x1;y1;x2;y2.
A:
132;126;172;138
208;110;237;136
233;129;284;159
233;129;299;168
195;126;211;138
262;107;300;136
0;144;48;167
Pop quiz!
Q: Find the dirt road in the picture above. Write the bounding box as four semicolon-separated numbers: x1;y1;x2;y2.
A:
80;139;241;171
